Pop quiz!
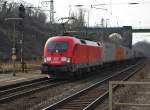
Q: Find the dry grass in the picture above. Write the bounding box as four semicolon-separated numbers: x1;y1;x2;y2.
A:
0;61;42;73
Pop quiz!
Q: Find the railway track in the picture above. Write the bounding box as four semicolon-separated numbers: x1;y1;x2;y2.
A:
0;77;67;104
0;77;47;91
43;60;145;110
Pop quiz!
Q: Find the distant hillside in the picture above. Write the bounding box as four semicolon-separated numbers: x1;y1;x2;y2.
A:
133;41;150;57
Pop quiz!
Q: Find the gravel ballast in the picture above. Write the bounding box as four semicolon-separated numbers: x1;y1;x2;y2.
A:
96;59;150;110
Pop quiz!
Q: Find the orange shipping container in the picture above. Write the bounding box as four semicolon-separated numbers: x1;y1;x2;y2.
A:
115;47;124;61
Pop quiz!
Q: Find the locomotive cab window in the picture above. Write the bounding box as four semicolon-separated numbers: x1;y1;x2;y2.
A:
48;41;68;53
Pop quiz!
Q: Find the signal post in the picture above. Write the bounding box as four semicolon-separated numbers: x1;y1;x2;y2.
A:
5;4;25;76
18;4;25;72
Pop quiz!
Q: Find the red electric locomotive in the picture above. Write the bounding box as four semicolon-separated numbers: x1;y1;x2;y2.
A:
41;36;103;78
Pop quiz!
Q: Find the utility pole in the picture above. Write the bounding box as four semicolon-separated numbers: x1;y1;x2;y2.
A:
41;0;55;23
101;18;104;42
50;0;54;23
12;23;16;76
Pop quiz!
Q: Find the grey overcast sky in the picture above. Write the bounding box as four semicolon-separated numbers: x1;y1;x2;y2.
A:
15;0;150;43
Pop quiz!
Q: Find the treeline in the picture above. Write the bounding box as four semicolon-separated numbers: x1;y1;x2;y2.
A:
133;41;150;57
0;0;50;61
0;0;86;61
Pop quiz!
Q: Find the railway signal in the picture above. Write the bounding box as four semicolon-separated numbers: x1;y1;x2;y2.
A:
19;4;25;18
18;4;25;31
18;4;26;72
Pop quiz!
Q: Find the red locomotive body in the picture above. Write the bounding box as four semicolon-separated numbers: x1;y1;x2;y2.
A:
41;36;103;78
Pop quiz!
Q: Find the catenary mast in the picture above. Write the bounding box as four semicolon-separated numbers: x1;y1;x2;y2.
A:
50;0;54;23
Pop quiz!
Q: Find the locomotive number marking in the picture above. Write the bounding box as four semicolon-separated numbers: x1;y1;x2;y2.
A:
53;57;59;61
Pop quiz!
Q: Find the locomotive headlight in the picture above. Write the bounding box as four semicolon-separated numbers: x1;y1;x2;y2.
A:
61;57;67;62
66;58;71;63
44;57;51;62
61;57;71;63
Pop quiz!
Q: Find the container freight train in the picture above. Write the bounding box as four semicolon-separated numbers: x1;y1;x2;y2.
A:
41;36;142;78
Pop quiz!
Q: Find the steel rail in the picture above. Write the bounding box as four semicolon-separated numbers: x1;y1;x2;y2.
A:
43;60;144;110
0;79;67;104
0;77;48;91
0;78;53;96
83;61;145;110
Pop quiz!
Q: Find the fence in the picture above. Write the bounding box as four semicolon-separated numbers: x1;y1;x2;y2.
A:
109;81;150;110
